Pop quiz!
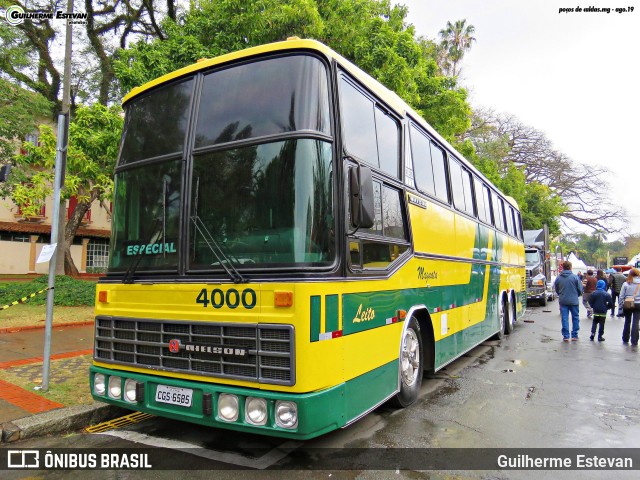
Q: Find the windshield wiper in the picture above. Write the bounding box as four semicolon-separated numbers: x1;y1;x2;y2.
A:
191;215;248;284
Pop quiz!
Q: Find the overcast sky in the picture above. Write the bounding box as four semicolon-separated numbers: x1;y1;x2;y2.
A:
396;0;639;238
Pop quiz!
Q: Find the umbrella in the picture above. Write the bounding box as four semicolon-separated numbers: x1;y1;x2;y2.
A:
605;268;616;274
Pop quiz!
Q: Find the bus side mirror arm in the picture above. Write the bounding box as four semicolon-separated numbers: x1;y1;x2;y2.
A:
349;164;375;229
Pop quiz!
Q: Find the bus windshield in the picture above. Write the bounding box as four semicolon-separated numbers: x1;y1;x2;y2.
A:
108;54;335;274
190;139;334;270
525;250;540;266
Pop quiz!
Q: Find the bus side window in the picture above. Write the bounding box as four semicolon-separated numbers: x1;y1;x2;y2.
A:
508;206;519;238
488;190;501;231
339;76;400;179
410;125;436;197
429;142;449;203
460;166;475;216
375;107;399;178
340;77;378;167
404;125;415;188
450;157;475;216
492;195;506;232
355;183;409;269
516;211;524;240
506;205;516;236
474;177;489;224
483;184;494;225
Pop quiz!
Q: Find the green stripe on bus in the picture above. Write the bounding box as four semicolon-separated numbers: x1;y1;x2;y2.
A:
325;294;339;334
343;223;495;336
310;295;321;342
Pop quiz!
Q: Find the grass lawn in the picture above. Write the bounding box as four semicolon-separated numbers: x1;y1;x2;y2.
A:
0;355;94;407
0;304;94;330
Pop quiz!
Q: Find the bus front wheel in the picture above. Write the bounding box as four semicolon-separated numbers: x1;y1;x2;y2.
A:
390;317;424;408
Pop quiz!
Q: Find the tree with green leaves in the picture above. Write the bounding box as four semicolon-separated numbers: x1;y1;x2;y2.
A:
438;19;476;77
114;0;472;142
0;78;52;163
464;108;620;234
0;0;178;108
7;104;123;275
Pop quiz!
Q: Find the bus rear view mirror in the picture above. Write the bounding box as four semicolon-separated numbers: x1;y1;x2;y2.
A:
350;165;374;229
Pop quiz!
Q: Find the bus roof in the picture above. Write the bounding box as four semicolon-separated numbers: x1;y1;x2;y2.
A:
122;38;520;212
122;38;406;111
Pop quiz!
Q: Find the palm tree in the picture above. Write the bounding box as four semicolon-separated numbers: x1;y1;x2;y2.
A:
438;19;476;77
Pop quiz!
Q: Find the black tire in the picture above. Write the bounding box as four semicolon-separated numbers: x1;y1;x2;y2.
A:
539;294;547;307
389;317;423;408
505;298;515;335
492;297;506;340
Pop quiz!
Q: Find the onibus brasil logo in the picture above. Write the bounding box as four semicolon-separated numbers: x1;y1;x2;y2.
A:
4;5;88;26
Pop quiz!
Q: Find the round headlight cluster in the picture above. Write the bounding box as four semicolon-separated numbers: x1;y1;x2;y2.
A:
94;374;142;403
218;394;239;422
245;397;268;426
108;376;122;399
275;401;298;429
93;373;106;395
124;378;138;403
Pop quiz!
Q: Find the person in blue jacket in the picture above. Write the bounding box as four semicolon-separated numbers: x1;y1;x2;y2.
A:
588;280;613;341
554;260;583;341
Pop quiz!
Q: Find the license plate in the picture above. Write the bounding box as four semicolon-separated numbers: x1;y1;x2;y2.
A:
155;385;193;407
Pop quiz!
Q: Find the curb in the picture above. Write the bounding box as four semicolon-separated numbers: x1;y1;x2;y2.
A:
0;320;95;334
1;403;130;444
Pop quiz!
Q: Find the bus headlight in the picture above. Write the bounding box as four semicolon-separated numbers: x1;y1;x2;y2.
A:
531;275;545;286
108;376;122;399
94;373;106;396
218;394;239;422
124;379;138;403
245;397;267;426
275;401;298;429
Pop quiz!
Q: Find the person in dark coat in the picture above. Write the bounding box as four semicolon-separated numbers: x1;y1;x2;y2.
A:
588;280;613;341
611;271;627;317
554;261;583;341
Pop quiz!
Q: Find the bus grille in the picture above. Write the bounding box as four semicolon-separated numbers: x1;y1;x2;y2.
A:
94;317;295;386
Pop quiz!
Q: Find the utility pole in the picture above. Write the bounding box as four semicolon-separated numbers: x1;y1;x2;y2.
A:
41;0;73;392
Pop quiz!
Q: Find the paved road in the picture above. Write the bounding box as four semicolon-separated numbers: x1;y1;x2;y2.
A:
3;303;640;479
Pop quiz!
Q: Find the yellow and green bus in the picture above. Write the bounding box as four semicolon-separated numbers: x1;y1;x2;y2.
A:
90;38;526;440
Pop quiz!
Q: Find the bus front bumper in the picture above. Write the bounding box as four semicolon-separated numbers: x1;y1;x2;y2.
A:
89;365;345;440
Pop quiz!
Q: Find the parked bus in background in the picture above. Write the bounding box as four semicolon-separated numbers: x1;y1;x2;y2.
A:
90;38;526;439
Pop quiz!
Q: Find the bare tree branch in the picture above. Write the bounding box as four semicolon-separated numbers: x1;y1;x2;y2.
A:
467;108;625;233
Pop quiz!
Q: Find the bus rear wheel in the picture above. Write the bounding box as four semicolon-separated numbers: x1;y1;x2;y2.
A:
505;296;515;335
390;317;423;408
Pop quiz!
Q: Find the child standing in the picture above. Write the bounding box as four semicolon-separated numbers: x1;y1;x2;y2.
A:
588;279;613;341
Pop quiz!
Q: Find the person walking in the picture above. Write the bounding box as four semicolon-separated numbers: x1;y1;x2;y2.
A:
554;260;583;341
588;279;613;341
582;270;597;318
611;270;627;317
619;268;640;345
